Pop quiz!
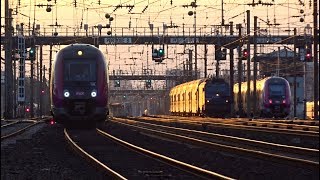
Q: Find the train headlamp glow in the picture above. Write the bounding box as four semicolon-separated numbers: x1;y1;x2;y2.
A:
226;100;229;103
216;93;219;96
77;50;83;56
91;90;97;97
63;90;70;98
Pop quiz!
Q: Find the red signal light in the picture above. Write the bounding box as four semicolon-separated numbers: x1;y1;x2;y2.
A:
305;49;311;61
243;49;248;57
26;108;30;112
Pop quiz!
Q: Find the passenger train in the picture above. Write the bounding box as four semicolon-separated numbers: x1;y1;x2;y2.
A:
234;76;291;118
170;78;231;117
50;44;109;127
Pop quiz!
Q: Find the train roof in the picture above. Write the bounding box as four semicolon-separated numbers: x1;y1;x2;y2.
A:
56;43;104;59
61;43;99;51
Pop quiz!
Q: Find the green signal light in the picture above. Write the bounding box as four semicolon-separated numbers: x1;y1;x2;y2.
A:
158;49;164;56
29;47;36;60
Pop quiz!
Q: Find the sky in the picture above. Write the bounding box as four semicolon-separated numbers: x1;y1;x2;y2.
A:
0;0;317;89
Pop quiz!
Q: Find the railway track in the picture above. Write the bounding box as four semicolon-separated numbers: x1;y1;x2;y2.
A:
1;118;45;140
64;128;234;180
112;117;319;171
156;115;319;127
141;115;319;138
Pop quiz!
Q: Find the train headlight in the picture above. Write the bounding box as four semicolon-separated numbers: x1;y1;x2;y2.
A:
226;100;229;103
216;93;219;96
206;100;210;103
77;50;83;56
63;90;70;98
91;90;97;97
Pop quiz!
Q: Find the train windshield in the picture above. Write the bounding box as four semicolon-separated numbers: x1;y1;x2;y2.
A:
269;84;285;97
206;83;230;96
64;60;96;82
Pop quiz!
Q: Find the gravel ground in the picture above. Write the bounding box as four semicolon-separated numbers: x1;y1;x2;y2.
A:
1;123;107;180
1;120;318;180
68;129;202;179
101;121;319;180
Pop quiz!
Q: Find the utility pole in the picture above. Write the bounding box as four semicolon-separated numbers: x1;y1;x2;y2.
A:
188;49;193;81
49;44;53;84
229;21;234;117
253;16;258;117
13;43;17;118
30;38;35;118
39;45;43;117
237;24;243;116
246;10;251;118
204;43;207;78
194;9;197;79
42;65;46;115
216;58;220;77
221;0;224;26
185;0;197;80
313;0;319;120
4;3;13;119
293;28;297;118
36;46;39;116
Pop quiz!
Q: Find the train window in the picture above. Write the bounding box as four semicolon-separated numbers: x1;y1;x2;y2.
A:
269;84;285;96
206;83;230;95
64;60;96;82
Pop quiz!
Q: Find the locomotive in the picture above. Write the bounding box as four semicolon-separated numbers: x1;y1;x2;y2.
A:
50;44;109;126
234;76;291;118
169;78;231;117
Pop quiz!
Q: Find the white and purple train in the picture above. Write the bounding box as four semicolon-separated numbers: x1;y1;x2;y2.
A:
234;76;291;118
50;44;109;127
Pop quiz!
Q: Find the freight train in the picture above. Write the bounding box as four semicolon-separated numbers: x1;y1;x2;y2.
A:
169;78;231;117
50;44;109;127
306;101;319;120
234;76;291;118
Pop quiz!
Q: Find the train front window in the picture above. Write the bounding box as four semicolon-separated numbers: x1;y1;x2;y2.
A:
64;60;96;82
269;84;285;97
206;83;230;96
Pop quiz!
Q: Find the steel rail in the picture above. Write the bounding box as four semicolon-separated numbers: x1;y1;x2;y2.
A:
153;115;319;128
137;116;319;138
112;119;319;171
1;121;43;140
1;120;20;128
97;128;234;180
1;119;39;128
115;118;319;158
64;129;127;180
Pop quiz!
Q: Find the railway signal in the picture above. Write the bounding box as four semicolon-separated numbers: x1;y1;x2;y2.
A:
242;48;248;60
305;49;312;61
29;47;36;60
152;48;164;63
146;79;152;88
158;48;164;57
114;80;120;87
